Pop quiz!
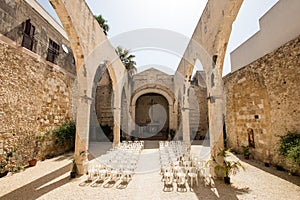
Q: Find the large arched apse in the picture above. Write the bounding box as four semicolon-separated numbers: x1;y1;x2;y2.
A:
135;93;169;140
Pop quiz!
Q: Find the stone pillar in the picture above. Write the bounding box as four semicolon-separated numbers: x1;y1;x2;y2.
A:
209;95;224;156
173;101;179;131
208;68;225;178
169;105;174;130
74;95;92;175
113;107;121;146
182;107;190;144
182;79;191;144
129;105;136;135
208;95;225;178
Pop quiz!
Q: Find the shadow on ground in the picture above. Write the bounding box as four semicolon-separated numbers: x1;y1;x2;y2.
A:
236;155;300;187
162;178;249;200
193;179;250;200
53;152;73;162
0;164;71;200
159;177;249;199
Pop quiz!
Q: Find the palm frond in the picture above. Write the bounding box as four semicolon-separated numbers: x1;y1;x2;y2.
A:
115;46;136;71
95;14;110;35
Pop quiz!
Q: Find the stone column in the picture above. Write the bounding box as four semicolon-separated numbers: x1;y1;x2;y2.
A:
168;104;174;130
209;95;224;156
182;107;190;144
74;95;92;175
208;95;225;178
182;79;191;144
173;101;179;131
113;107;121;146
129;105;136;136
208;68;225;178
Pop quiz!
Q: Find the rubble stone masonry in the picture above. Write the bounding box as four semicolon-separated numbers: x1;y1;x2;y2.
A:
224;35;300;171
0;38;75;171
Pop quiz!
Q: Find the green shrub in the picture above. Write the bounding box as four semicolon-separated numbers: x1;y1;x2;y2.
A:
241;145;251;156
45;153;55;159
278;132;300;165
54;122;76;146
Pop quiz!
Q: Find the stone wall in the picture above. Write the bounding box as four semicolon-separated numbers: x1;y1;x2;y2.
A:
190;71;208;139
95;70;113;127
0;38;75;172
189;86;208;139
224;35;300;171
132;68;174;92
131;68;178;132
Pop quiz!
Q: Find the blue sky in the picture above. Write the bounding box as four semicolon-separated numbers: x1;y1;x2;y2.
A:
37;0;278;76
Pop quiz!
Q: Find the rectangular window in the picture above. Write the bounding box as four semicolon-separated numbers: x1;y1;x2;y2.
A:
21;19;35;51
46;39;60;64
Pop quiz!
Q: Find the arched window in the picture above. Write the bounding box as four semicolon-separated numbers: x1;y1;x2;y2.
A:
247;128;255;148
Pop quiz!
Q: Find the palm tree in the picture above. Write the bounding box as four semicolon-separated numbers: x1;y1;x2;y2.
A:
94;15;109;35
116;46;137;72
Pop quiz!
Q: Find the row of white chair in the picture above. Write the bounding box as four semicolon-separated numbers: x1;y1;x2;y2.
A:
86;141;144;186
159;141;213;191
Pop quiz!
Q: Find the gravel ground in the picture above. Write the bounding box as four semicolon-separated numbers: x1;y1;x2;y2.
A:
0;144;299;200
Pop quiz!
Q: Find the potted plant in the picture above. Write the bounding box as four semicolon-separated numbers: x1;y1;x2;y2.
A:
28;137;40;167
216;158;245;184
241;146;251;159
0;164;8;178
210;149;245;184
70;159;78;178
0;149;15;178
0;155;9;178
169;129;176;140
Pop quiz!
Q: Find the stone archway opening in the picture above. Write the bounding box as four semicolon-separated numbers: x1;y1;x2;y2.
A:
93;68;114;142
134;93;169;140
189;59;209;142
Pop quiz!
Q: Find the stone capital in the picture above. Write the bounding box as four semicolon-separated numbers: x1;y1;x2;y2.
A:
78;95;93;105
